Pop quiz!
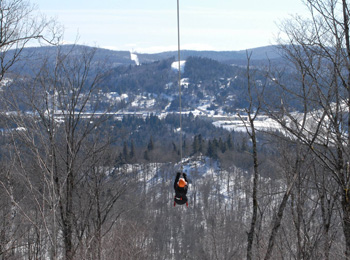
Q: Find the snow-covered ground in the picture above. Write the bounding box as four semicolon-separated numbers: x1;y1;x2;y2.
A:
118;155;284;214
212;115;283;132
0;78;12;89
131;95;156;108
120;155;242;200
171;60;186;73
130;51;140;66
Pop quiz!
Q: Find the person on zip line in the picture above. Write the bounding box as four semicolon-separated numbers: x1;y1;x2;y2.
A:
174;172;188;207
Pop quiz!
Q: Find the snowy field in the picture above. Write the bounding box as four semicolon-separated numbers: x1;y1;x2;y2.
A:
211;115;283;132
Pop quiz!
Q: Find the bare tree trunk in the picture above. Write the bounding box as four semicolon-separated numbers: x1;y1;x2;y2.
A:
2;170;16;259
241;51;265;260
264;169;299;260
246;123;258;260
343;0;350;257
343;193;350;259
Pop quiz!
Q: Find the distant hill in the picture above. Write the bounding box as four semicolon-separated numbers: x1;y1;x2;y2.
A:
5;45;135;75
137;45;282;64
3;44;296;115
5;44;282;75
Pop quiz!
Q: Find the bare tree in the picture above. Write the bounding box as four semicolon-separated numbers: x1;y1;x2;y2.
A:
237;51;266;260
0;45;134;260
0;1;60;259
0;0;61;81
267;0;350;258
263;141;311;260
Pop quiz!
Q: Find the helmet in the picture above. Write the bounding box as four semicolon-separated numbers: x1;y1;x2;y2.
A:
178;178;187;188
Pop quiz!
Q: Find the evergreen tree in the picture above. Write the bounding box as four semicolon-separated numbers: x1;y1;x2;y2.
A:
172;142;177;153
198;134;203;153
206;140;218;159
213;138;219;150
226;133;234;150
240;137;248;152
192;135;199;155
147;136;154;151
143;150;150;161
192;134;204;155
129;139;135;159
117;152;124;165
123;141;129;162
219;137;227;153
206;140;212;157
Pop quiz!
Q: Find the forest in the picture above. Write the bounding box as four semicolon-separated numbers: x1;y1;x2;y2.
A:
1;0;350;260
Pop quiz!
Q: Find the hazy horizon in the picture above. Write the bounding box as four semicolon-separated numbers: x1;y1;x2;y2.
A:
30;0;308;53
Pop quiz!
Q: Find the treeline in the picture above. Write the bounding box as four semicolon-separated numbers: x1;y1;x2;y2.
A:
109;112;265;170
183;56;239;82
108;112;230;147
103;57;177;94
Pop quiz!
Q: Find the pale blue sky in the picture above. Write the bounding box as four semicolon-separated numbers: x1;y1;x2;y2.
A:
31;0;308;53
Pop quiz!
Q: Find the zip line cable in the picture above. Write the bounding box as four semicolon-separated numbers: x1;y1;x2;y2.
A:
177;0;183;171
